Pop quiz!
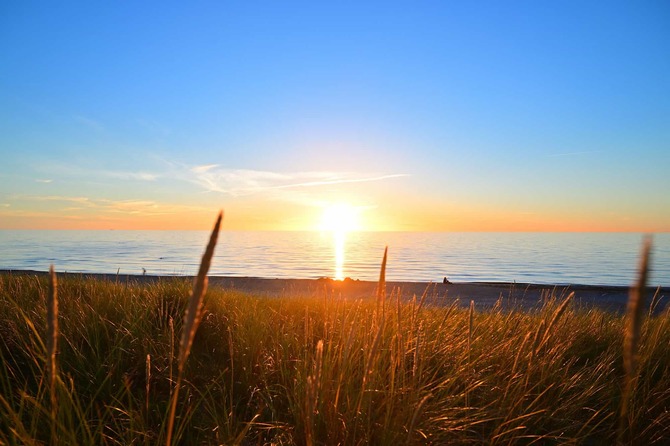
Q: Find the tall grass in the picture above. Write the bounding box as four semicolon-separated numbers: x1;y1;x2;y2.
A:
165;210;222;446
0;226;668;444
46;265;58;444
619;236;652;443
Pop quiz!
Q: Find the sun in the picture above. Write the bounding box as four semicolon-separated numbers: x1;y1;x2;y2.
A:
320;203;362;233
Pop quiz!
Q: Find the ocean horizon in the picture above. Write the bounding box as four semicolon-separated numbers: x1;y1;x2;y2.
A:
1;230;668;287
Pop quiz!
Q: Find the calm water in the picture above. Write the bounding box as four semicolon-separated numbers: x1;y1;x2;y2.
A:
0;231;669;286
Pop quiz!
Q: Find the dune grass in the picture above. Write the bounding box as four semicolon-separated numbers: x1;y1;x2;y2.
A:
0;231;669;444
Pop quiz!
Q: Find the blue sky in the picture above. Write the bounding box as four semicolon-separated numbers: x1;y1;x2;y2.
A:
1;1;669;231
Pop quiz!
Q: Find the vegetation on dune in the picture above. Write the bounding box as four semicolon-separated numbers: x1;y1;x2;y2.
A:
0;221;668;445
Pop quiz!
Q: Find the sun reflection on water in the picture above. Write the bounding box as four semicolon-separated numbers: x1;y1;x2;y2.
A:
318;202;364;280
333;230;346;280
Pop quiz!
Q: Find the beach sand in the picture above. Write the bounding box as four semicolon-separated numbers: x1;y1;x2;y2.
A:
3;269;668;313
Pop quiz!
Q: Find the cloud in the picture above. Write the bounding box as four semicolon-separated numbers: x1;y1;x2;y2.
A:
34;159;407;198
106;171;158;181
24;195;94;205
35;179;53;183
22;158;409;214
99;199;211;216
0;209;51;218
185;166;409;197
268;173;409;190
11;195;211;217
191;164;220;173
33;162;160;183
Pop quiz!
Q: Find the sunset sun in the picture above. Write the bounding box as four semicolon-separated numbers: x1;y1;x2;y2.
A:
319;203;362;233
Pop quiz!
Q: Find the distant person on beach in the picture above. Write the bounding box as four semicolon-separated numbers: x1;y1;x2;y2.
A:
443;277;451;284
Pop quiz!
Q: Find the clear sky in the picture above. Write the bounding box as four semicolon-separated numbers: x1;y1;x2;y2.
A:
1;1;669;231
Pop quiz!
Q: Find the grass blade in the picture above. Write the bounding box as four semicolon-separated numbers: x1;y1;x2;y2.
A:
178;211;223;370
47;265;58;441
619;236;652;443
376;246;388;314
166;211;223;446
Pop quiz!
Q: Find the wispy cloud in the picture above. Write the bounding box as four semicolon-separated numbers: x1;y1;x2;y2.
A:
0;209;52;218
24;195;94;205
184;166;409;197
98;199;210;216
23;158;409;215
33;157;405;198
103;199;162;215
268;173;409;190
106;171;158;181
33;162;160;183
35;179;53;183
191;164;220;173
9;195;210;217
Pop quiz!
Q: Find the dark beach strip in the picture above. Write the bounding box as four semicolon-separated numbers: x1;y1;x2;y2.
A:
3;269;667;313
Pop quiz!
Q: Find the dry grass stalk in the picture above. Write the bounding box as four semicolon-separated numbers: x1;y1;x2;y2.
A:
396;290;402;338
505;331;532;400
334;319;357;410
530;319;545;358
413;285;430;321
168;317;174;396
466;300;475;407
437;299;459;333
512;331;531;377
146;354;151;414
545;291;574;335
492;294;501;313
412;322;422;380
525;318;546;389
648;285;662;318
356;288;386;413
407;393;431;444
619;236;652;442
358;315;384;414
166;211;223;446
305;340;324;446
395;291;404;383
537;291;574;352
178;211;223;371
376;246;388;316
468;300;475;362
357;249;388;415
46;265;58;438
227;325;235;420
624;237;651;379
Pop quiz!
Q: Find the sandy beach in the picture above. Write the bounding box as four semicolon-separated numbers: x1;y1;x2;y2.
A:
3;269;667;313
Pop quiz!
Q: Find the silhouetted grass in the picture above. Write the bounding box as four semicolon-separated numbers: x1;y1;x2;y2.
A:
0;231;668;444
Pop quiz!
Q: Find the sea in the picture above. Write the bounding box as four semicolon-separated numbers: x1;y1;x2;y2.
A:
1;231;669;287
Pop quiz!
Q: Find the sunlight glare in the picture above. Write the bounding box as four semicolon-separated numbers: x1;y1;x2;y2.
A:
320;203;362;233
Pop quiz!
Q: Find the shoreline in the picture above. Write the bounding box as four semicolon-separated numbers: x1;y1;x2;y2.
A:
3;269;668;313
